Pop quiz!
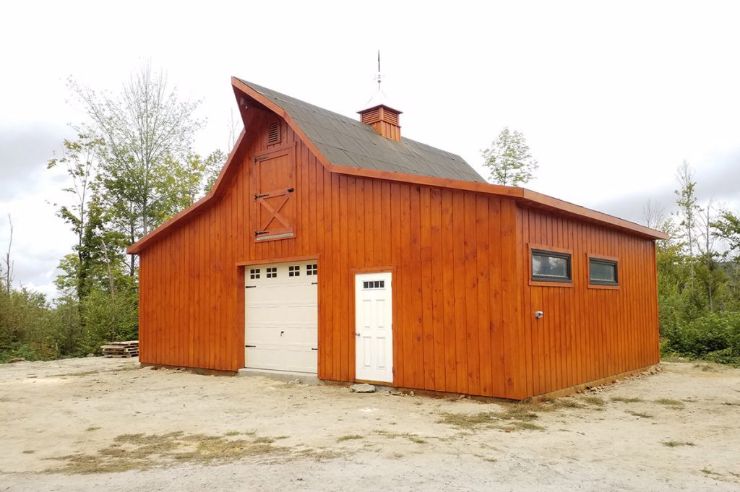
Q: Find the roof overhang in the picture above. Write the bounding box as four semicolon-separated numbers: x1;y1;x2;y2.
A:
126;77;666;254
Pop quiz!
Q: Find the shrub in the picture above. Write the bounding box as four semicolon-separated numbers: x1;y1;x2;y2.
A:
662;311;740;364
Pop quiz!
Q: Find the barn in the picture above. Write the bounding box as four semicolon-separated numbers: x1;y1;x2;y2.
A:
127;77;667;400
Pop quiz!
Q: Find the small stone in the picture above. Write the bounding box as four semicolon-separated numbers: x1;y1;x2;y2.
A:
409;391;415;397
350;383;376;393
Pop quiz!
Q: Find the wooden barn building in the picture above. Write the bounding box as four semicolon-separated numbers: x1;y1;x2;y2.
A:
127;77;666;400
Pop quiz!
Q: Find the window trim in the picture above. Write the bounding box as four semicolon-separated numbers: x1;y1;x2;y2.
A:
528;244;573;287
587;254;620;289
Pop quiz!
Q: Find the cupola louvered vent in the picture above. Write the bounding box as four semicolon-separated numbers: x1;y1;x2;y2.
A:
358;104;402;141
267;121;281;145
360;107;381;125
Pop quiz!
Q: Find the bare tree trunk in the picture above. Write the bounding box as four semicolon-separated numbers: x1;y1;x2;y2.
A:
100;236;117;297
4;214;13;295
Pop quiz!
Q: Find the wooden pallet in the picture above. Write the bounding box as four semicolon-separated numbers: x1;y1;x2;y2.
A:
102;340;139;358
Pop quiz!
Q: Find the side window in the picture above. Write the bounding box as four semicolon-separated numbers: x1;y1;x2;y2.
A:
531;249;572;283
589;257;618;286
266;267;277;279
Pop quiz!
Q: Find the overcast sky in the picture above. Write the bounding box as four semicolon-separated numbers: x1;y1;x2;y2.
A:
1;1;739;299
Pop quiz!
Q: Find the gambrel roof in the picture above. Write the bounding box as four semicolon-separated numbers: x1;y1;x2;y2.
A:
236;79;485;183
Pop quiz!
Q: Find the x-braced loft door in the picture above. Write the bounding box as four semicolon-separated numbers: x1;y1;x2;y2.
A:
253;148;296;241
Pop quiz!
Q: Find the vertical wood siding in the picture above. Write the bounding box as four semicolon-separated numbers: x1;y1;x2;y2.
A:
137;107;658;399
519;207;660;396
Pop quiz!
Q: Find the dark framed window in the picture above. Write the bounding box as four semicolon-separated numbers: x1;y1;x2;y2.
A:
363;280;385;289
289;265;300;277
249;268;260;279
266;267;277;279
531;249;572;283
306;264;318;276
589;258;618;285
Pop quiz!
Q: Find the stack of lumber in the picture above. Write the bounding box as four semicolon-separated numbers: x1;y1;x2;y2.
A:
101;340;139;358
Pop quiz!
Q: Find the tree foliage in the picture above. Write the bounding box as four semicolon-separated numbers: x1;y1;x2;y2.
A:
1;64;228;362
482;128;538;186
70;64;210;275
657;163;740;364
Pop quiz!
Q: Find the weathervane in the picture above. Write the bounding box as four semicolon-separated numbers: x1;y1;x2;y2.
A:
364;50;387;106
376;50;382;91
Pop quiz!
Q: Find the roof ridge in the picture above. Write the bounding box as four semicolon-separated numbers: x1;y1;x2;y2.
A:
238;78;473;170
238;78;361;126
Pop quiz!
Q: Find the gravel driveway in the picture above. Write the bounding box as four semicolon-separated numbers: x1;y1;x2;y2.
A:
0;357;738;491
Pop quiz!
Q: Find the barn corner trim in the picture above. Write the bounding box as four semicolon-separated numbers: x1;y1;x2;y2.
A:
127;77;667;255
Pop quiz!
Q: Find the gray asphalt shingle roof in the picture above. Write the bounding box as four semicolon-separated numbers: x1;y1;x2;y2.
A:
239;79;485;183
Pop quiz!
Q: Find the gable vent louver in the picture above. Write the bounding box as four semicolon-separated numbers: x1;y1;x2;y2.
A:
267;121;281;145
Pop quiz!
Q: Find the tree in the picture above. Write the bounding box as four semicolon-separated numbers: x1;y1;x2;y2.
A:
71;64;204;275
3;214;13;295
713;210;740;255
642;199;667;230
674;161;699;257
481;128;538;186
153;150;227;217
47;133;104;300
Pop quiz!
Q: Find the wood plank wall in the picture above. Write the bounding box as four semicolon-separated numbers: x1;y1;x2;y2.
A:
138;105;659;399
139;108;532;399
518;207;660;396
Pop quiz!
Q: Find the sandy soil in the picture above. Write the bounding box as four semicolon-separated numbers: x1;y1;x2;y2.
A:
0;358;738;491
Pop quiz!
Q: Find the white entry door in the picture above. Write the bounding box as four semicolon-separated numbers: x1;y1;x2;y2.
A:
245;261;318;373
355;272;393;383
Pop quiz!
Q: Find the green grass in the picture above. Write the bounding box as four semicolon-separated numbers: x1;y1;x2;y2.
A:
661;440;695;448
46;431;293;474
700;467;723;478
337;434;364;442
375;430;427;444
437;411;496;430
626;410;654;419
611;396;643;403
252;437;275;444
581;396;606;407
654;398;685;408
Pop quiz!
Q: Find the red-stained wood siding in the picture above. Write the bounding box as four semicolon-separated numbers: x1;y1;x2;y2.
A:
137;106;659;399
519;206;660;396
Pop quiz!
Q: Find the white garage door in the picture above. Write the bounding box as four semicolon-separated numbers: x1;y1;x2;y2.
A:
244;260;318;374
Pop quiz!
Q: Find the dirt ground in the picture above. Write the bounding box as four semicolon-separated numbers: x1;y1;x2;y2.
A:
0;358;738;491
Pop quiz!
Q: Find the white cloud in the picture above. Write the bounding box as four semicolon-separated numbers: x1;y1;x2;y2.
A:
1;0;739;297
